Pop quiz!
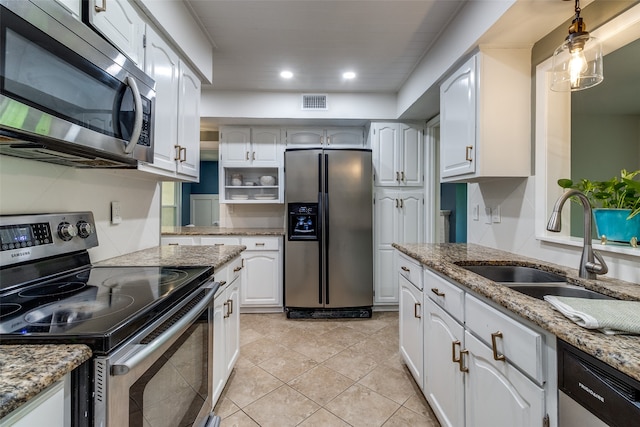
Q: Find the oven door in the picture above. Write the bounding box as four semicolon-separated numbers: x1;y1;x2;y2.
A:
94;281;219;427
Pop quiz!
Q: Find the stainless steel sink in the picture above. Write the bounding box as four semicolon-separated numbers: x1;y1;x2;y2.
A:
459;264;613;300
505;283;614;300
459;264;566;283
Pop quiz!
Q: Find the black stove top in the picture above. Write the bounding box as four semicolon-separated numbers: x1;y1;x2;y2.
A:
0;264;213;354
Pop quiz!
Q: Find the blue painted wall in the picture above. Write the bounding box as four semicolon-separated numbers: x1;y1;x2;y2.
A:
181;161;219;225
440;183;467;243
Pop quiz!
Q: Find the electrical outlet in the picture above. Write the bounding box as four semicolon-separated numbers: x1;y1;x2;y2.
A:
111;201;122;224
492;205;501;223
472;204;479;221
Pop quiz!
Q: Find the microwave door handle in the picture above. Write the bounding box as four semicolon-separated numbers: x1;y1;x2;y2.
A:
123;76;143;154
110;286;217;376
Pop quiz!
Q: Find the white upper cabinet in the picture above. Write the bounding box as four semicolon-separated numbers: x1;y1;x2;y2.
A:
440;49;531;182
284;127;365;148
52;0;81;18
86;0;145;67
371;123;423;187
220;127;281;167
141;27;200;181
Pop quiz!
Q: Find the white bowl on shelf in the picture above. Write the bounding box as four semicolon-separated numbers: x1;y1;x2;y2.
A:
230;194;249;200
259;175;276;186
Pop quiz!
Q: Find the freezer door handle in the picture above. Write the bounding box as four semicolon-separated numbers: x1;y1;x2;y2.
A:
318;191;324;304
324;154;330;305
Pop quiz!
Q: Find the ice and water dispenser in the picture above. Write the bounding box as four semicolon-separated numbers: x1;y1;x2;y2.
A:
288;203;318;240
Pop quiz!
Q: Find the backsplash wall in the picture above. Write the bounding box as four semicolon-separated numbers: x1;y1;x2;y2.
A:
467;178;640;284
0;156;161;262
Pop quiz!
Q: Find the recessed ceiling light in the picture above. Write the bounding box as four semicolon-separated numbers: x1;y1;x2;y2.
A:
343;71;356;79
280;70;293;79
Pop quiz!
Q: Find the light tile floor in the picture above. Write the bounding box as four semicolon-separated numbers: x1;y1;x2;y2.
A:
214;312;441;426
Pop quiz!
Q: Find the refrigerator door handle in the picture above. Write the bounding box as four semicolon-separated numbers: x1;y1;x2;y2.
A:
324;153;330;305
317;190;323;304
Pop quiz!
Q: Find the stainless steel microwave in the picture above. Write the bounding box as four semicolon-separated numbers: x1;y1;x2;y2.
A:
0;0;155;168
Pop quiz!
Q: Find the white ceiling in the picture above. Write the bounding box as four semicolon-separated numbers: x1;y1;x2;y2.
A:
185;0;467;93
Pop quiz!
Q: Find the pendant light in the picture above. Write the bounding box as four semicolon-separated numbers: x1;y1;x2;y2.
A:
551;0;603;91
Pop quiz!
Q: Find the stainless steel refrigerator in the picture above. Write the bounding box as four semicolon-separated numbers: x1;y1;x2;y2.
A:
284;148;373;318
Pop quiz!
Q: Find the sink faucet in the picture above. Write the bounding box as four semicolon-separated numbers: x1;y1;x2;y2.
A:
547;189;608;279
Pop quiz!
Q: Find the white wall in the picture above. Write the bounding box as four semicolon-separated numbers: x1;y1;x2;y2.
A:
0;156;161;262
219;203;285;229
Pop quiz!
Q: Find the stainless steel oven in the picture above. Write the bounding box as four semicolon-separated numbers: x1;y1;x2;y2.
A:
95;278;218;427
0;0;155;168
0;212;221;427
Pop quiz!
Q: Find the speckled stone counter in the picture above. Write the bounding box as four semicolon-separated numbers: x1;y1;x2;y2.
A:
393;243;640;381
95;244;245;269
0;345;91;419
161;226;284;236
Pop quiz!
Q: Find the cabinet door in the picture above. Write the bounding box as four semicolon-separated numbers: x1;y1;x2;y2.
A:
88;0;145;67
374;191;400;304
212;291;227;405
144;28;179;173
398;191;423;244
241;251;281;306
285;128;324;147
54;0;81;18
424;299;465;427
400;125;422;186
399;275;424;389
326;128;364;148
251;127;281;166
2;377;67;427
372;124;400;186
440;55;476;179
464;331;545;427
176;62;201;179
225;279;241;373
220;127;251;165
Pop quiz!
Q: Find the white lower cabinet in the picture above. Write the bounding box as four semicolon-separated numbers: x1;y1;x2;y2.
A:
399;273;424;389
240;237;282;310
1;375;68;427
419;263;554;427
212;257;241;406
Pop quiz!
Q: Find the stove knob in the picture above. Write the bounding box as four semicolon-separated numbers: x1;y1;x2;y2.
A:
76;221;93;238
57;222;78;241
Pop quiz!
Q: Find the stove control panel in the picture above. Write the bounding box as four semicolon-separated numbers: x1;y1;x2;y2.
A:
0;212;98;267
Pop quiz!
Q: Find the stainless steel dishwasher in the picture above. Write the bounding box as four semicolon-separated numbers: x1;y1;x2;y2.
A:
558;340;640;427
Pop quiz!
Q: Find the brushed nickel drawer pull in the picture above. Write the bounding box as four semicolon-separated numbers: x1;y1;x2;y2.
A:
401;171;405;182
227;299;233;315
179;147;187;162
491;331;506;361
401;266;410;272
399;199;404;208
452;340;461;363
396;171;400;182
431;288;445;297
245;151;250;160
174;144;181;161
223;301;229;318
95;0;107;12
459;349;469;372
168;243;179;246
214;243;224;246
255;242;265;247
233;266;242;272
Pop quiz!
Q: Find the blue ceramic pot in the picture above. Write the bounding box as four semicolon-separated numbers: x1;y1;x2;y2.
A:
592;209;640;243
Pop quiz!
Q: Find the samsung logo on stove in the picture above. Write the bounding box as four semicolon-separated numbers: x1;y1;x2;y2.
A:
11;251;31;258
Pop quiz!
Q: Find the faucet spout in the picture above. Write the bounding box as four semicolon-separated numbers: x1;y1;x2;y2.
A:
546;189;608;279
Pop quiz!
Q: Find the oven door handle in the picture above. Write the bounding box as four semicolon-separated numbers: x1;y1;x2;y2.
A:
111;285;217;376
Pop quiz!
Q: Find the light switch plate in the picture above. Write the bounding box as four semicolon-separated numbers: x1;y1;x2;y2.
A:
485;207;492;224
492;205;501;223
472;204;479;221
111;201;122;224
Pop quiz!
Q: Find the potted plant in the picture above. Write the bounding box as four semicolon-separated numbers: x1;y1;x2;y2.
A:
558;169;640;243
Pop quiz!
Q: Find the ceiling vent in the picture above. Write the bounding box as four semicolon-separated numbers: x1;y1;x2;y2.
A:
301;94;328;110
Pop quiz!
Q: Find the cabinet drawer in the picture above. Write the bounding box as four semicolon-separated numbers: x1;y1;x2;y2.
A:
161;236;196;246
424;268;464;322
465;294;543;384
201;237;241;246
397;252;423;290
241;236;280;251
227;256;244;285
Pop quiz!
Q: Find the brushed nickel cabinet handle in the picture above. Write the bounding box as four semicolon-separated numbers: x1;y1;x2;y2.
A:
233;266;242;272
396;171;400;182
218;280;227;287
245;151;250;160
326;136;331;146
452;340;461;363
223;301;229;318
401;266;410;272
491;331;506;361
395;199;399;208
227;299;233;315
179;147;186;162
95;0;107;12
401;171;405;182
465;145;473;162
174;144;181;161
459;349;469;372
400;199;404;208
252;151;256;161
168;243;179;246
414;302;421;318
255;242;265;247
431;288;445;297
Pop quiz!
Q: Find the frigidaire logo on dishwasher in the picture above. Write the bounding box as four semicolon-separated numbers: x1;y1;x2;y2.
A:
579;382;605;403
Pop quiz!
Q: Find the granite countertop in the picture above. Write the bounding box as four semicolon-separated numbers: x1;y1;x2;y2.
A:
0;345;92;419
161;226;285;236
95;244;246;269
393;243;640;381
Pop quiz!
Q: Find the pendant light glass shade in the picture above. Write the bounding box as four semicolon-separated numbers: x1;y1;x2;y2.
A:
550;0;603;92
551;33;603;91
